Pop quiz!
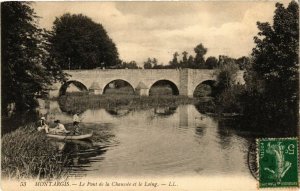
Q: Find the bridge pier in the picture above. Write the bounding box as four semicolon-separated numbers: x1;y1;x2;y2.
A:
89;82;102;95
136;82;149;96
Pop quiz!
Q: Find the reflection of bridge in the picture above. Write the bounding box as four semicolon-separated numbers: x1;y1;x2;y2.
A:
46;100;216;129
49;69;244;97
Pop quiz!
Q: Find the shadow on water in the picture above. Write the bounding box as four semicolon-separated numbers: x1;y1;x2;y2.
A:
48;122;119;177
154;106;177;116
215;116;298;180
195;126;206;138
49;139;109;177
193;100;298;138
194;100;298;178
104;106;178;118
63;141;107;165
222;116;298;138
105;108;131;117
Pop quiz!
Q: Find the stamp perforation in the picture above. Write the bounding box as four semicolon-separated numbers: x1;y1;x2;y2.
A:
256;137;299;190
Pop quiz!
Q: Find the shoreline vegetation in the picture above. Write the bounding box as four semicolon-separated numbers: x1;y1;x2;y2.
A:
1;125;69;179
58;92;202;114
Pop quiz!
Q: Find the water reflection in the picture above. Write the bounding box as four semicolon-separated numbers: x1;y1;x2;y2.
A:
217;120;236;150
195;126;206;138
63;141;107;166
153;106;177;116
24;102;252;176
48;132;114;177
105;108;131;117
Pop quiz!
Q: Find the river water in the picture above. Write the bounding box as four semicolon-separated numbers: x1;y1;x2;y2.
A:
30;101;260;179
3;98;299;191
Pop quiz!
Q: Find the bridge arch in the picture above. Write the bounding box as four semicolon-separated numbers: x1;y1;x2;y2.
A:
103;79;135;95
59;80;88;96
193;80;217;97
149;79;179;96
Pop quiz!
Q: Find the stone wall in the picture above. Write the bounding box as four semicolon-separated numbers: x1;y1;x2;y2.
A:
49;69;244;98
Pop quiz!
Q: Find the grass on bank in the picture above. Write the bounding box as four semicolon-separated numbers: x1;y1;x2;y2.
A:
58;92;199;114
1;124;69;179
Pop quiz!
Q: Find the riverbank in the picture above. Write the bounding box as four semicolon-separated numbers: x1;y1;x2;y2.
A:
1;124;69;179
58;93;201;114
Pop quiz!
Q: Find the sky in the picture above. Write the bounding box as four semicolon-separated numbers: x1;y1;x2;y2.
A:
32;1;291;66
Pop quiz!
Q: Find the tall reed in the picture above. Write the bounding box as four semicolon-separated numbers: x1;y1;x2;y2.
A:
1;124;69;179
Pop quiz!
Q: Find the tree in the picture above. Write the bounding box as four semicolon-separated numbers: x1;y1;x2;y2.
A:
115;61;140;69
152;58;158;68
205;56;218;69
194;43;207;68
244;1;299;132
181;51;188;68
49;13;119;69
216;59;239;91
187;55;194;68
169;52;179;68
144;58;153;69
1;2;66;115
218;55;237;66
251;2;298;107
152;63;165;69
236;56;250;70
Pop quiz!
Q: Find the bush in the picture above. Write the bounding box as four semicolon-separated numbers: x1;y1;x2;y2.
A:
1;125;68;179
58;93;198;114
216;85;245;114
193;84;212;97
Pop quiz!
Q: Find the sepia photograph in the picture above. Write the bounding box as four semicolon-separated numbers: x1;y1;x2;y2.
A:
1;0;299;190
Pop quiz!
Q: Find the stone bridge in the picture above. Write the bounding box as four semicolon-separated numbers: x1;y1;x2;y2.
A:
49;69;245;98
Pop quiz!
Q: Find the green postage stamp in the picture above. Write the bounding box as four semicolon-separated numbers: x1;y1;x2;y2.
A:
258;138;299;188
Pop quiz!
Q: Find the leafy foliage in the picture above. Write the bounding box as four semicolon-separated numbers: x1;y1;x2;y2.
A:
251;2;298;104
143;57;165;69
114;61;141;69
144;58;154;69
169;52;180;68
216;58;240;91
49;13;120;69
1;2;66;114
243;1;299;132
193;43;207;68
215;85;245;114
164;44;247;69
205;56;219;69
236;56;250;70
181;51;189;68
187;55;194;68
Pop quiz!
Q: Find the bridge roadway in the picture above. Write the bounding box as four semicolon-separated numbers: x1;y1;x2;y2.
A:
49;69;244;97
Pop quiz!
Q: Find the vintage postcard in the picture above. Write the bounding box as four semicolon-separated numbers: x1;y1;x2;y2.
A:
1;1;299;191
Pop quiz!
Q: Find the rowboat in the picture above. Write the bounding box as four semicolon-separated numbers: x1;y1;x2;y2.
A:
46;133;93;140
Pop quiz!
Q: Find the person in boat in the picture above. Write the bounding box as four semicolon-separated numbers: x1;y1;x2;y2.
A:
73;112;83;135
49;120;70;134
37;117;49;133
